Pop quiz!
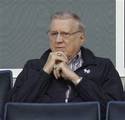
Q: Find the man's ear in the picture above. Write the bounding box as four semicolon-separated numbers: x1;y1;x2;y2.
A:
80;35;84;40
80;34;85;45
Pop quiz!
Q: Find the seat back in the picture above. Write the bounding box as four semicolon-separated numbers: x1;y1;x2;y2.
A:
106;101;125;120
4;102;100;120
0;71;12;119
123;91;125;100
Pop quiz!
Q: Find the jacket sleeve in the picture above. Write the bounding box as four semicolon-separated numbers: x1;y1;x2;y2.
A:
7;60;52;102
75;59;124;103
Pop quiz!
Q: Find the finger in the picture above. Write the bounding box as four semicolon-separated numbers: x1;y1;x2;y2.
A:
53;64;61;79
61;72;65;78
56;66;61;78
50;52;67;64
56;52;68;61
53;69;58;79
58;62;70;79
56;54;68;64
53;64;58;79
56;56;68;64
51;52;68;64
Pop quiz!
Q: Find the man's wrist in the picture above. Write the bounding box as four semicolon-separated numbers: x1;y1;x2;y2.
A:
72;76;82;85
43;66;51;74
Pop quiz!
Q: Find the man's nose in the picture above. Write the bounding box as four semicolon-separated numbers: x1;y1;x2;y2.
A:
56;33;63;42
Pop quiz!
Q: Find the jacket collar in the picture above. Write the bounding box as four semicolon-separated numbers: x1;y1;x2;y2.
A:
80;47;97;66
40;49;51;67
40;47;97;67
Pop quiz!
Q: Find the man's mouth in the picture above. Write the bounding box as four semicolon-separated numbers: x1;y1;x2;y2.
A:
55;47;65;51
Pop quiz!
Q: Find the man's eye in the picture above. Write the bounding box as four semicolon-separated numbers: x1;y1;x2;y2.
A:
62;32;70;36
51;32;58;36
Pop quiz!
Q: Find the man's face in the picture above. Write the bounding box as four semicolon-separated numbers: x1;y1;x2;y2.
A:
48;18;85;60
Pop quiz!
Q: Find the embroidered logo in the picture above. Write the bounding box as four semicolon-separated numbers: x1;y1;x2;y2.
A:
84;68;90;74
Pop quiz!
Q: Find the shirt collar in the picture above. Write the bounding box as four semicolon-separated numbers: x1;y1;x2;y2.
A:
68;50;83;71
68;50;82;64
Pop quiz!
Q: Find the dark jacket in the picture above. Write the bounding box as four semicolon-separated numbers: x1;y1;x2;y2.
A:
7;47;124;120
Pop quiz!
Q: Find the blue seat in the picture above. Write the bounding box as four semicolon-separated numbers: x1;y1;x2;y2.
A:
0;70;12;120
4;102;100;120
106;101;125;120
123;92;125;100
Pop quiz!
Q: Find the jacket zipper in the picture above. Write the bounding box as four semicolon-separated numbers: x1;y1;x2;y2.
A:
65;85;71;103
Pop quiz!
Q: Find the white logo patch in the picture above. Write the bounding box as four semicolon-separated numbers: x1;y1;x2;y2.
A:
84;68;90;74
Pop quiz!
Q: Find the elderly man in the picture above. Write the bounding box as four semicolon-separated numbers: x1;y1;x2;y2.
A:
7;11;123;119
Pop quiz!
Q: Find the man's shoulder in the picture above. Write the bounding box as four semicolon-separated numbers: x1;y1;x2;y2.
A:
22;49;51;71
26;59;41;64
81;47;113;66
94;56;113;67
24;59;42;71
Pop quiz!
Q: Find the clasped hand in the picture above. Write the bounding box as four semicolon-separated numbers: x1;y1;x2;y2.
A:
43;51;80;84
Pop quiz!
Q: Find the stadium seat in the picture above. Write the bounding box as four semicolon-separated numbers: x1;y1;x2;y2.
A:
0;71;12;120
4;102;100;120
106;101;125;120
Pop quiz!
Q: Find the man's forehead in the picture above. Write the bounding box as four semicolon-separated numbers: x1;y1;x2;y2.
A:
50;18;79;31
